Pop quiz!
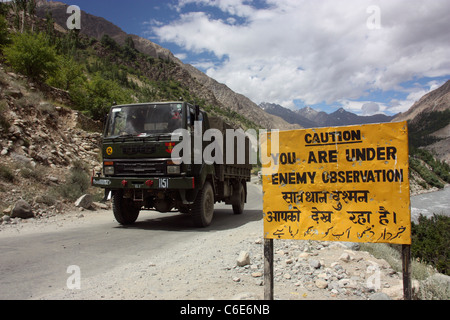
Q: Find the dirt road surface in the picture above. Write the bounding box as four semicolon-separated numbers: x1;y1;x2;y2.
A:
0;180;403;300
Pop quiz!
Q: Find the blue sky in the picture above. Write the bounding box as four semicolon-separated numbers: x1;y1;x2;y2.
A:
53;0;450;116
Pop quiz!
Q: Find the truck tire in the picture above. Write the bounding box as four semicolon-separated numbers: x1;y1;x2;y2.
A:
113;191;140;225
232;182;245;215
192;181;214;227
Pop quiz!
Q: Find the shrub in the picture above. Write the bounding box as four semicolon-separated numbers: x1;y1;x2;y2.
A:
19;164;45;182
0;164;15;182
53;161;90;201
412;214;450;276
4;32;59;82
0;99;10;131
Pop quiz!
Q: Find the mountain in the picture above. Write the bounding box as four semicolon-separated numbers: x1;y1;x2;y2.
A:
260;103;396;128
260;102;313;128
393;80;450;123
324;108;396;127
394;80;450;164
35;0;298;130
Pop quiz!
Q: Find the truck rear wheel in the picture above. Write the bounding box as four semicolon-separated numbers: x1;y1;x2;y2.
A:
192;181;214;227
232;182;245;215
113;191;140;225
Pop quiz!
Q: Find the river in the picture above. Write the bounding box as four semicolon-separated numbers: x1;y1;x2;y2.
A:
411;186;450;222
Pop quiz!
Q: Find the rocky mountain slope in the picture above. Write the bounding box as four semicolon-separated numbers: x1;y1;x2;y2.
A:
0;65;103;217
35;0;298;131
394;80;450;164
260;102;396;128
394;80;450;123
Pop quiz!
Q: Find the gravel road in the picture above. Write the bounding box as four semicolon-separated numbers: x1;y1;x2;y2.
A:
0;180;404;300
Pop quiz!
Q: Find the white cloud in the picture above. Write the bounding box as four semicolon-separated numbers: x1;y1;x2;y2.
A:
338;100;389;116
152;0;450;114
361;102;381;116
174;52;187;60
387;80;447;114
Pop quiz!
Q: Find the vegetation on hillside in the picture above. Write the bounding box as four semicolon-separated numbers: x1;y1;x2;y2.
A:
408;110;450;189
0;1;259;130
408;109;450;149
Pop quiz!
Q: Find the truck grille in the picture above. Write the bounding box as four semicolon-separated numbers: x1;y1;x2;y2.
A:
121;145;156;155
114;160;165;176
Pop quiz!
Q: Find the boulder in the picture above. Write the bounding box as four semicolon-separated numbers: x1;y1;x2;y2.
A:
11;200;34;219
315;279;328;289
92;201;109;210
339;252;352;262
309;259;321;269
369;292;392;300
237;251;251;267
74;194;93;209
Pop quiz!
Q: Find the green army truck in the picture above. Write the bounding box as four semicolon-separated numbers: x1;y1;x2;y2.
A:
92;102;252;227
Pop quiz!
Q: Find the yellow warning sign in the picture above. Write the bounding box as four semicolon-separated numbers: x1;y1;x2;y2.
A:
261;122;411;244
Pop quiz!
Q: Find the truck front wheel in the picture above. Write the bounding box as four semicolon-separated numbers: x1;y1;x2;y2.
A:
113;191;140;225
192;181;214;227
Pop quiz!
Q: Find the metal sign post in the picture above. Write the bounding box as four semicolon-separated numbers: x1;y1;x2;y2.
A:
264;239;274;300
402;244;412;300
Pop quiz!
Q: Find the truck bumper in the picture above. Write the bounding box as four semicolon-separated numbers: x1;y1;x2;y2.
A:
92;176;195;190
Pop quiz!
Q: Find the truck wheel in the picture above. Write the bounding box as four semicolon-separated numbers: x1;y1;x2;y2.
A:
232;182;245;215
113;191;140;225
192;181;214;227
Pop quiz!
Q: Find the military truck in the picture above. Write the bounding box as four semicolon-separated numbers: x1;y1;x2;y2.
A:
92;102;252;227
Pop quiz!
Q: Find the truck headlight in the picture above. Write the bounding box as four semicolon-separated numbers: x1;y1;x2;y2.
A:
167;165;180;175
104;166;115;175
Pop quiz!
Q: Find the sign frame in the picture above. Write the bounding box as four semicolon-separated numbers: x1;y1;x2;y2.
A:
260;122;412;300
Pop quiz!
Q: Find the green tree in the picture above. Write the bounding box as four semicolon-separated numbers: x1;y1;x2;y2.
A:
47;55;85;91
4;32;59;82
71;73;133;120
11;0;36;33
101;34;119;51
412;214;450;275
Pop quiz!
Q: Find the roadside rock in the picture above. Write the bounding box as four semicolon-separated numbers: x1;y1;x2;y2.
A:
11;200;34;219
237;251;251;267
92;202;109;210
315;279;328;289
228;238;408;300
309;259;321;269
75;194;93;209
369;292;392;300
339;252;351;262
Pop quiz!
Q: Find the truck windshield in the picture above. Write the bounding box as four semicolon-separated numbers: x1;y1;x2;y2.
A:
105;103;183;138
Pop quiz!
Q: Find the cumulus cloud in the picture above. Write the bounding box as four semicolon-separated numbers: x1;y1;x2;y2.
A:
361;102;381;116
151;0;450;114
